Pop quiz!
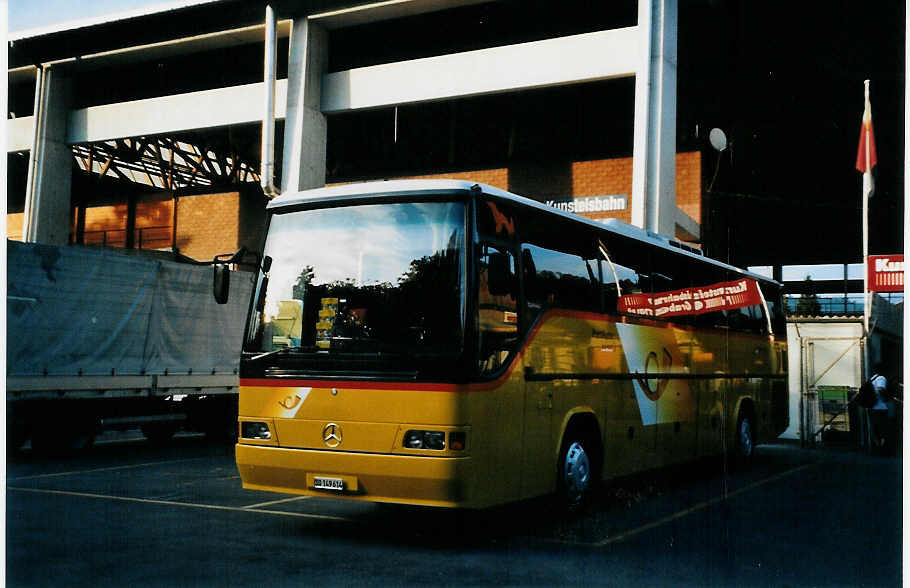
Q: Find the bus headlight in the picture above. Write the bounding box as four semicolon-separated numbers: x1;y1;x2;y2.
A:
241;421;272;440
403;430;446;450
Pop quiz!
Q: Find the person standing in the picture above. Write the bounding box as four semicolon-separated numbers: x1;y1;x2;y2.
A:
868;366;890;453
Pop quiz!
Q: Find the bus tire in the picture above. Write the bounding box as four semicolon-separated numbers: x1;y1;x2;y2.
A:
732;410;755;469
556;430;598;513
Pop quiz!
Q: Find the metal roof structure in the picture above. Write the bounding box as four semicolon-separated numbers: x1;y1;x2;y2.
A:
70;135;260;191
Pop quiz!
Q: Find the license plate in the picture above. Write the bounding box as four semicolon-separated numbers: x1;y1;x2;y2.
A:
313;476;345;491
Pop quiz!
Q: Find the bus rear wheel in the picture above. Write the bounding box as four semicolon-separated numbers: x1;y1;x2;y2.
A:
733;412;755;468
557;436;594;512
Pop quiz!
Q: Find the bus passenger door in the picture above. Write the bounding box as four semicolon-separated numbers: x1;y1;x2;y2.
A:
475;243;527;504
613;322;662;476
521;362;555;499
655;326;697;467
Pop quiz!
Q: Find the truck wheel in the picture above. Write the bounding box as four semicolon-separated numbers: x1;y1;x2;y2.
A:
142;423;178;446
7;421;28;455
557;434;594;512
30;424;95;456
204;420;239;444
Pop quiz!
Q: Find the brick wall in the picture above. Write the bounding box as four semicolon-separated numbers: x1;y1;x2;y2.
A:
81;199;174;249
6;191;261;262
674;151;702;225
392;168;509;191
7;213;24;241
569;152;702;226
175;192;240;261
391;152;702;233
174;190;267;261
5;153;702;248
570;158;636;224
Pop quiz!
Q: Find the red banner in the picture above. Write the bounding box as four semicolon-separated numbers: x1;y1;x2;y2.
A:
618;278;763;319
868;255;904;293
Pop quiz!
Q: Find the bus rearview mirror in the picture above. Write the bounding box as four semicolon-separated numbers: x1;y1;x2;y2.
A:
213;264;230;304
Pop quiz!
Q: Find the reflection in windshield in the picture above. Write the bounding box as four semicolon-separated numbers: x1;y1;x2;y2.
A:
246;201;466;375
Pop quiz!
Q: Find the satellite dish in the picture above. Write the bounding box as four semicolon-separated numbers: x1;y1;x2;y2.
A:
709;128;728;152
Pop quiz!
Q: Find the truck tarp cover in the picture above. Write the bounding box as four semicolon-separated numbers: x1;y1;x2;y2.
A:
7;241;253;377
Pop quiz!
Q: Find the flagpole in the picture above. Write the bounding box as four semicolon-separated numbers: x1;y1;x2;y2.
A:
861;79;871;374
863;80;872;377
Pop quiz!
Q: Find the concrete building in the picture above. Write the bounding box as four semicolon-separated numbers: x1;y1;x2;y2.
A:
7;0;698;262
9;0;903;267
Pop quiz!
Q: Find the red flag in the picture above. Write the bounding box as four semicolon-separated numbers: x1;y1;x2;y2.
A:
855;84;877;173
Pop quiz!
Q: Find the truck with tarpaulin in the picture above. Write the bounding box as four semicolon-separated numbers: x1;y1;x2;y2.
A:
6;240;253;452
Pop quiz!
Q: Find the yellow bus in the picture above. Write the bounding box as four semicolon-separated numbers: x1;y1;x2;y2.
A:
232;180;788;510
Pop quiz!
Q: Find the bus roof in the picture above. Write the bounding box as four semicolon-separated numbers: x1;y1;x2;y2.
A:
266;179;510;208
267;180;777;287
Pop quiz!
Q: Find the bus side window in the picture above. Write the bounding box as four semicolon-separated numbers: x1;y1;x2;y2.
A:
522;244;600;317
759;281;786;337
477;244;519;375
690;263;728;330
601;235;647;317
649;249;690;324
726;274;767;335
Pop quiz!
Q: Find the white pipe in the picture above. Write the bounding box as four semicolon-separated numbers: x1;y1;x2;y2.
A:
23;66;46;242
261;5;280;198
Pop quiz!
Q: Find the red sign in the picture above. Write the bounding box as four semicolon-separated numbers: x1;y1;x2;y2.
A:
868;255;904;292
618;278;763;319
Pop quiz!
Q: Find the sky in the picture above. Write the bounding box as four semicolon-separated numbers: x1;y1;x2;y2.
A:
7;0;209;33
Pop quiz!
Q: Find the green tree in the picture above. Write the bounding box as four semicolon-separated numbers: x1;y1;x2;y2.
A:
292;265;315;300
794;276;822;316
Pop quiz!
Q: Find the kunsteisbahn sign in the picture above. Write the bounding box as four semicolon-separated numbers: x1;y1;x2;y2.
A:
867;254;904;292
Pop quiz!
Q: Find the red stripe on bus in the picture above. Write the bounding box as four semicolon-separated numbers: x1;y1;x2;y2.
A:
239;378;463;392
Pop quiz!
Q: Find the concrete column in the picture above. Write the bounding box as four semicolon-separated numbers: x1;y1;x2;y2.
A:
631;0;677;237
23;66;73;245
280;18;328;194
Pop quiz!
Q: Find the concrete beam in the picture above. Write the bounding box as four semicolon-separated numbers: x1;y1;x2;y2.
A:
5;27;637;148
631;0;677;237
321;27;639;112
8;81;288;150
66;20;292;72
280;18;329;193
674;206;700;242
66;80;288;144
23;66;73;245
310;0;490;30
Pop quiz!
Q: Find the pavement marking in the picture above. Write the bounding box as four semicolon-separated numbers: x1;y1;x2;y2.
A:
8;457;210;482
242;495;312;509
8;487;351;522
592;462;817;547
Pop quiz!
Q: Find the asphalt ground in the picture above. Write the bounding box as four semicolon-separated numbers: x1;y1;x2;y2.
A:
6;434;903;587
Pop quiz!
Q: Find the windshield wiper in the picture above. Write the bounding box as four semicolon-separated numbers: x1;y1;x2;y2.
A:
247;346;306;363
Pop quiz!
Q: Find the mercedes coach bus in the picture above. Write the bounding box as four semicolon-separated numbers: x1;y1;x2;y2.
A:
230;180;787;510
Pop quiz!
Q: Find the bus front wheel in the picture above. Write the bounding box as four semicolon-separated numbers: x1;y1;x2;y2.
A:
557;435;594;512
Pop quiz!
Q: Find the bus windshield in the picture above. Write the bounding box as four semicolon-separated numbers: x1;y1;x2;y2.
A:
244;200;467;379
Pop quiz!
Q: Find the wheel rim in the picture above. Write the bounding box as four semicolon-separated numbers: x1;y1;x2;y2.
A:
738;417;753;457
563;441;591;505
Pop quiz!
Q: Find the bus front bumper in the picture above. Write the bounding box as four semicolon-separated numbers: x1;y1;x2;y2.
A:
235;443;474;508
